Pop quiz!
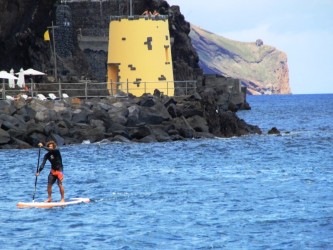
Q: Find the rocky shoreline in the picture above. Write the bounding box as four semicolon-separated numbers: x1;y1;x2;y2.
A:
0;87;262;150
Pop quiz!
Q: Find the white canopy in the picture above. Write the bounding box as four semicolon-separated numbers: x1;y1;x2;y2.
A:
0;70;18;80
22;68;46;76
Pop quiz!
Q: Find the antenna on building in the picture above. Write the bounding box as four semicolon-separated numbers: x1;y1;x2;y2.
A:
129;0;133;16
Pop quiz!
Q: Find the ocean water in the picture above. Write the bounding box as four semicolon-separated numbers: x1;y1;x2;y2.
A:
1;94;332;250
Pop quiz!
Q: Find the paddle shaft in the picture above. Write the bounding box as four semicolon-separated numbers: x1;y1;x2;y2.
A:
32;148;41;202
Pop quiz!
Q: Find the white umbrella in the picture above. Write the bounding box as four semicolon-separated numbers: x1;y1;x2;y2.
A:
0;71;18;100
22;68;46;76
8;69;16;88
0;70;18;80
16;68;46;96
16;68;25;88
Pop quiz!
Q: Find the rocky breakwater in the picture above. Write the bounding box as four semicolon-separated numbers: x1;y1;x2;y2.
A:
0;89;261;149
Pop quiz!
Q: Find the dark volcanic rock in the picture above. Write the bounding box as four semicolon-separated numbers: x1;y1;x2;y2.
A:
268;127;281;135
0;93;262;149
168;5;203;81
0;0;57;70
0;128;11;144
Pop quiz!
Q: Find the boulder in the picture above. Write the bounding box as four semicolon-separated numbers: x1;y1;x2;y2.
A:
89;119;106;132
0;100;16;115
7;127;28;141
53;101;68;113
172;117;194;138
108;105;129;125
150;127;172;142
139;134;158;143
137;94;156;107
68;124;104;143
27;132;47;147
97;101;113;111
43;121;57;135
11;138;32;149
0;114;27;131
29;99;48;112
138;102;171;125
87;109;110;127
49;133;65;146
35;109;57;123
27;122;45;135
219;111;261;137
128;125;152;140
166;103;178;118
16;106;36;121
186;115;209;133
58;109;73;120
164;98;177;108
55;120;70;136
71;109;89;123
181;102;203;118
126;105;141;126
268;127;281;135
110;135;131;143
0;128;10;144
194;132;216;139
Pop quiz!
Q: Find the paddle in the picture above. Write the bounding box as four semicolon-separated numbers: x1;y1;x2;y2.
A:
32;147;41;202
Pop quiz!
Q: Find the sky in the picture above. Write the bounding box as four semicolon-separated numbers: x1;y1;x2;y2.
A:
167;0;333;94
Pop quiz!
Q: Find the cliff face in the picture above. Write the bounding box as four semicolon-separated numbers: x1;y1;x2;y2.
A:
190;25;291;95
0;0;57;70
167;5;203;81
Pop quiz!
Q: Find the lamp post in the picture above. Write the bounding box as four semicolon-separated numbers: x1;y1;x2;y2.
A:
47;21;59;81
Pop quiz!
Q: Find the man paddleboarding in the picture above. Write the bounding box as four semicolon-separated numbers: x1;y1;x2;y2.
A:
35;141;65;203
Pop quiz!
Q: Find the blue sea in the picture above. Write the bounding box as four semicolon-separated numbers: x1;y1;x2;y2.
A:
1;94;332;250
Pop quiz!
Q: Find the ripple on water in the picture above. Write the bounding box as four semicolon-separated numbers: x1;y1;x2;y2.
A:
1;94;333;249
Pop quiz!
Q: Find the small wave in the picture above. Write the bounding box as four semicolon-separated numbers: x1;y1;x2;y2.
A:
81;140;91;144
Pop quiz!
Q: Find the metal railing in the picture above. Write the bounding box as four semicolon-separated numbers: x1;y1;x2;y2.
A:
1;80;197;100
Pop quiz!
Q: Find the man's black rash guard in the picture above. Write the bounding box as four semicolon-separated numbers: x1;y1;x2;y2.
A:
38;147;63;173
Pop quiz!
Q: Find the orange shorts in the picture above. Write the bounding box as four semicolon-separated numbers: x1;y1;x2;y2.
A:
48;169;64;185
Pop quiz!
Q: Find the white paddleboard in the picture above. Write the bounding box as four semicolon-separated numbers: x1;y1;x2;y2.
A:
17;198;90;208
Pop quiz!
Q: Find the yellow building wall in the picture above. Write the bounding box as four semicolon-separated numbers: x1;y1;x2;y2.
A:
107;17;174;96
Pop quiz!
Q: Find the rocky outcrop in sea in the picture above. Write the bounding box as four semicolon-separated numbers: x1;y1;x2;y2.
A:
0;88;261;149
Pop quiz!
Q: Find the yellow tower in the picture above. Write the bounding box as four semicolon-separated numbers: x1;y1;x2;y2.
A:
107;15;174;96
